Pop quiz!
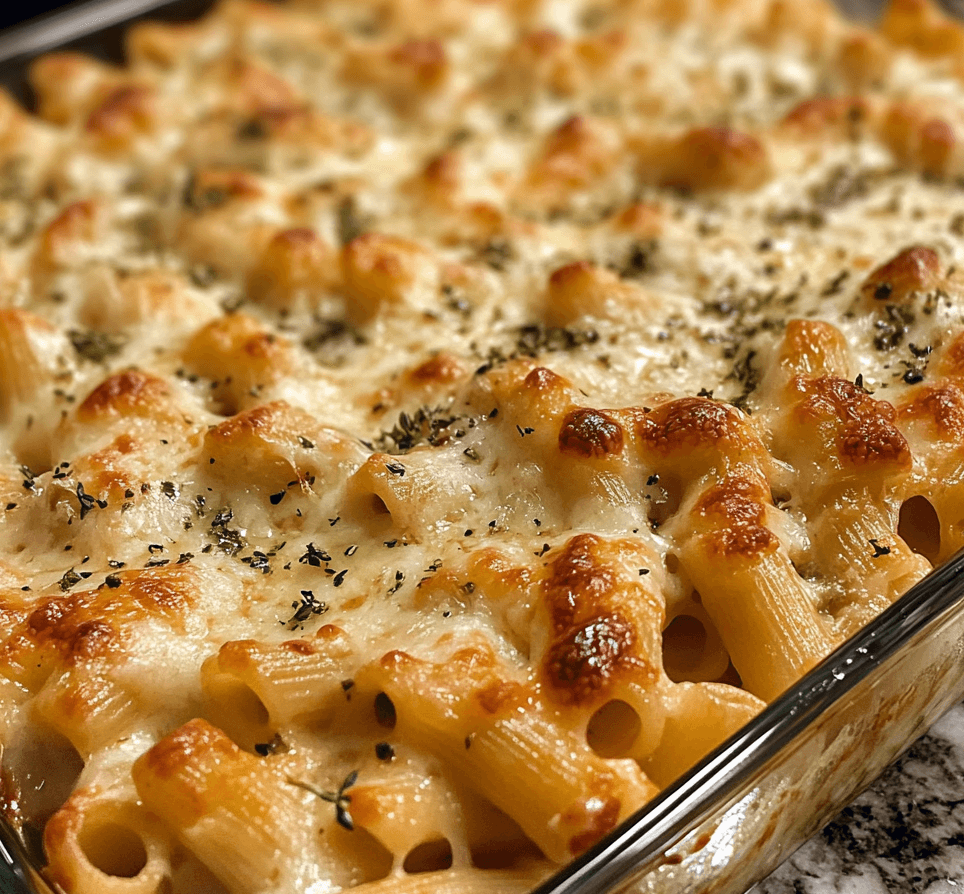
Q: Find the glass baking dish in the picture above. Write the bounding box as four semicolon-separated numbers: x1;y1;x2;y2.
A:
1;2;964;893
6;548;964;894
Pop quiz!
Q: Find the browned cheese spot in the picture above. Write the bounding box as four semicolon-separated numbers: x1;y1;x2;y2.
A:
48;200;100;236
227;58;300;116
377;644;507;714
408;352;466;385
501;28;565;80
389;39;448;91
543;612;639;705
836;32;891;89
794;376;912;467
540;535;653;706
793;375;911;469
18;566;195;673
271;227;321;250
919;118;956;175
558;407;625;458
880;102;957;177
860;246;941;302
566;794;622;856
522;28;565;57
660;127;770;192
474;679;528;715
610;202;663;237
126;20;195;68
77;370;171;422
779;319;849;378
0;600;25;636
37;200;104;268
795;375;874;421
695;475;777;558
521;365;570;396
941;330;964;378
899;383;964;438
28;51;109;125
544;260;637;326
465;548;535;598
638;397;746;455
839;416;913;467
379;648;414;672
423;151;461;190
246;333;280;361
69;433;143;498
282;639;317;656
781;96;871;135
26;598;118;664
248;228;332;306
880;0;964;60
341;232;430;315
187;313;290;386
124;566;198;623
531;117;615;193
547;260;597;293
208;402;287;443
542;534;616;632
142;718;239;785
414;151;461;204
85;85;157;144
186;169;264;209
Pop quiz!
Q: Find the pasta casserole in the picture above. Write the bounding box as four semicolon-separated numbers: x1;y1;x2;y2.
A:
2;0;964;890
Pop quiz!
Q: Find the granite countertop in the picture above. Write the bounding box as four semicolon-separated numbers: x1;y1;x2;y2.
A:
752;703;964;894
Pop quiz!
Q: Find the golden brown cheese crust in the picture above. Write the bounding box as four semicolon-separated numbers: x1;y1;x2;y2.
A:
4;0;964;891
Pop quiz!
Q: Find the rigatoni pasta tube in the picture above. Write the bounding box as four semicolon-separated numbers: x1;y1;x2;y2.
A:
33;666;141;758
676;474;838;701
132;719;329;894
201;625;355;746
348;770;469;870
530;533;670;759
642;682;765;788
809;489;931;637
44;786;170;894
358;646;657;864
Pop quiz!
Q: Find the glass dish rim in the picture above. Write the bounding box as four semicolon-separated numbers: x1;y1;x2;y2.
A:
0;3;963;892
534;549;964;893
0;0;183;66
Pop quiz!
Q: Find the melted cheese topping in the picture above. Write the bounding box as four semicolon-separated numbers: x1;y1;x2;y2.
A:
3;0;964;891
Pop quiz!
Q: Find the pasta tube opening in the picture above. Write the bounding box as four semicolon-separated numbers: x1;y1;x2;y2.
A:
373;692;397;729
200;663;273;753
898;494;942;565
403;839;454;874
661;603;730;684
43;791;170;894
77;819;148;879
585;699;641;759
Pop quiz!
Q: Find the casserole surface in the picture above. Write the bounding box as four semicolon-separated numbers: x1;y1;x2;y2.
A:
1;1;964;892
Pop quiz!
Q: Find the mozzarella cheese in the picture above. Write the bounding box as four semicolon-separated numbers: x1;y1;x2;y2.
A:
2;0;964;891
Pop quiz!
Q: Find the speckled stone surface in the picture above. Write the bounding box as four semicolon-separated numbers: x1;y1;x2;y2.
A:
751;702;964;894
